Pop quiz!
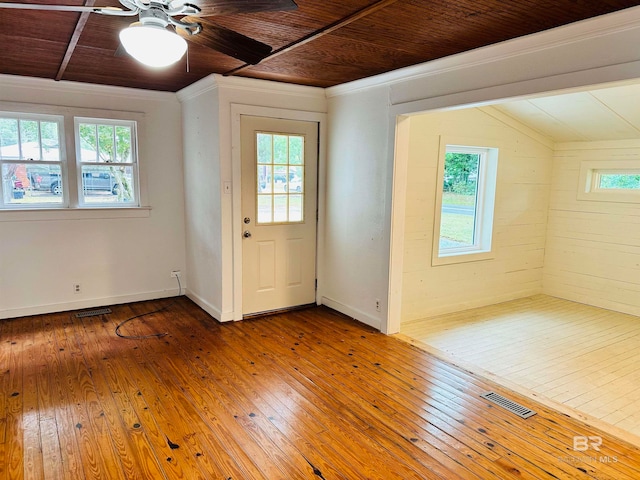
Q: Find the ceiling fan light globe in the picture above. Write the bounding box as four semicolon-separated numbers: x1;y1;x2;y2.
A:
119;24;187;68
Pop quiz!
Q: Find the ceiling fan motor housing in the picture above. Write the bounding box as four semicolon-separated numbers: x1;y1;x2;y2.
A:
138;3;171;28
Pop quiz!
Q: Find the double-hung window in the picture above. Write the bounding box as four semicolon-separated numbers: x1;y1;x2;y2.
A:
75;118;138;206
0;106;141;210
433;143;498;265
0;113;65;207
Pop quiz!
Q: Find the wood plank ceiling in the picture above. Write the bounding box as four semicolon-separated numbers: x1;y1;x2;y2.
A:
1;0;639;92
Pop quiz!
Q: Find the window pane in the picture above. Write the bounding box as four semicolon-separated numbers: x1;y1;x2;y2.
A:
598;173;640;190
20;120;40;160
115;126;132;163
40;122;60;161
0;118;19;159
439;152;480;251
257;133;272;164
98;125;115;163
80;165;134;205
273;194;288;222
258;165;272;193
2;163;63;205
273;135;288;164
289;194;303;222
289;166;303;193
78;123;98;162
289;136;303;165
273;165;287;193
257;195;272;223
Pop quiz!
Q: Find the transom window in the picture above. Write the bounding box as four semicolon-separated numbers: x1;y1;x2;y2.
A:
255;131;305;224
578;160;640;203
0;113;64;207
433;144;498;265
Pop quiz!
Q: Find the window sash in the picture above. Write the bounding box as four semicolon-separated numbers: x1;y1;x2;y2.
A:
0;113;66;208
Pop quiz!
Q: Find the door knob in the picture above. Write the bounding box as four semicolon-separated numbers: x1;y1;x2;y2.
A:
243;230;252;238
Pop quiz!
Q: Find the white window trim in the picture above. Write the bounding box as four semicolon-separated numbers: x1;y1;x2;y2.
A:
0;101;149;219
74;117;140;208
578;160;640;203
432;138;498;266
0;112;67;209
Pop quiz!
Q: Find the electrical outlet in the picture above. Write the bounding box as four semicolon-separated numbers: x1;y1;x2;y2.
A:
375;299;381;312
170;270;182;278
73;283;81;294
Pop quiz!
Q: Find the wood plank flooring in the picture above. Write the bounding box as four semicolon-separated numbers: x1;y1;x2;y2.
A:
399;294;640;448
2;297;640;479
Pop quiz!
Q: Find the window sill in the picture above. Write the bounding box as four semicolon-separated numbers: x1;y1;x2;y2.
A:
0;206;151;222
432;250;494;266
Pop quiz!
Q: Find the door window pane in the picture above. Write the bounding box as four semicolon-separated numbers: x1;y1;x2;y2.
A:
255;132;305;224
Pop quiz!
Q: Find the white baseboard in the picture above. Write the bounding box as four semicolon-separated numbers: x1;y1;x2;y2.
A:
185;289;234;322
321;296;381;330
0;288;181;320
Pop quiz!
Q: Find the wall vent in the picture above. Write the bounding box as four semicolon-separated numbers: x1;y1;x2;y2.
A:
480;391;536;419
75;308;112;318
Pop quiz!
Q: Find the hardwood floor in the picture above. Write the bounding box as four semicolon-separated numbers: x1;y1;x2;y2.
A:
399;294;640;448
2;297;640;479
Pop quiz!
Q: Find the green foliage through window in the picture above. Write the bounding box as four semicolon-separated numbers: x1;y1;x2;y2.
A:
598;173;640;190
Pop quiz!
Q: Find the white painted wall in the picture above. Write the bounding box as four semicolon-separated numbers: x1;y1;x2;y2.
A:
0;75;186;319
323;87;392;329
179;79;223;319
178;75;326;321
399;108;553;322
327;6;640;333
544;140;640;316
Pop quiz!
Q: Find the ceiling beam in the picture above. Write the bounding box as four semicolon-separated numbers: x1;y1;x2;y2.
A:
223;0;401;76
56;0;96;81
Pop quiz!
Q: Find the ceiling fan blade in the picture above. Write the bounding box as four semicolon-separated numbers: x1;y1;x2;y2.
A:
179;17;272;64
189;0;297;17
0;2;136;15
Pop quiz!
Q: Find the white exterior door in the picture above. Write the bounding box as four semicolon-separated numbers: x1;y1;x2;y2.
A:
241;115;318;316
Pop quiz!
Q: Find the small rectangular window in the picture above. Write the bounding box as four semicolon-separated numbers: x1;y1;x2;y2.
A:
75;118;138;207
0;113;65;207
578;161;640;203
433;143;498;265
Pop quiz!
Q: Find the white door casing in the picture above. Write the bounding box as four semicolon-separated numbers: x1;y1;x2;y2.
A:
240;115;318;315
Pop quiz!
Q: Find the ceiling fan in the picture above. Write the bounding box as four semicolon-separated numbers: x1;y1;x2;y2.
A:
0;0;298;67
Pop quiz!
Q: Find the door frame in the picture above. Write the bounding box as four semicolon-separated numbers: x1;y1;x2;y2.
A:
230;104;327;320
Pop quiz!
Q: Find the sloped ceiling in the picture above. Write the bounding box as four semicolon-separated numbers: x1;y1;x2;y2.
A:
493;83;640;143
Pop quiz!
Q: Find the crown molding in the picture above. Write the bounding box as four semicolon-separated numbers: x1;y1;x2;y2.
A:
326;6;640;98
176;74;219;102
177;73;326;102
213;74;326;98
0;74;178;102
